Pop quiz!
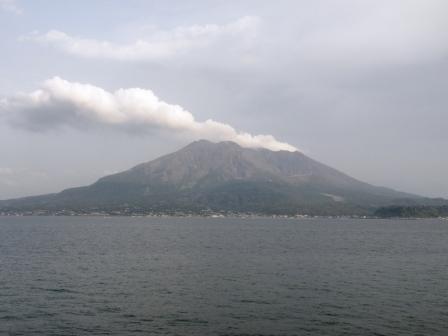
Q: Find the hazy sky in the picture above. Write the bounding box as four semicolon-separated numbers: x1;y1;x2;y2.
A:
1;0;447;199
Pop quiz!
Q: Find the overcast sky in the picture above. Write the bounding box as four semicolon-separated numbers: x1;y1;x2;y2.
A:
1;0;447;199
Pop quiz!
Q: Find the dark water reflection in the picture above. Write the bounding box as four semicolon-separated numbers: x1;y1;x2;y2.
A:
1;216;447;335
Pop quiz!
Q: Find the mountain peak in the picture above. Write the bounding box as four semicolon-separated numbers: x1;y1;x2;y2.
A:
0;139;423;216
186;139;240;149
185;139;299;154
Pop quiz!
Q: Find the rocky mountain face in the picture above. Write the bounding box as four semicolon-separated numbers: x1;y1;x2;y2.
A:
0;140;430;215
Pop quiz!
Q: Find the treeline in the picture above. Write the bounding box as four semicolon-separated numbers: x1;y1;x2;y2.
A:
374;205;448;218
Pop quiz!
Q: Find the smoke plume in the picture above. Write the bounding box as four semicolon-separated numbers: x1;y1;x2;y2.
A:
0;77;297;152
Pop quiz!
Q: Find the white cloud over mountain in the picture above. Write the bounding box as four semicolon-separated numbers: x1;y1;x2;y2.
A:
24;16;259;61
0;77;297;152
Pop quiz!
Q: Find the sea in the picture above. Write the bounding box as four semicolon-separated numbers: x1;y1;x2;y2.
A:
1;216;447;336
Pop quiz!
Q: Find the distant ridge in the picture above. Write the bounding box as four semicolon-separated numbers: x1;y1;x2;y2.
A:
0;140;443;216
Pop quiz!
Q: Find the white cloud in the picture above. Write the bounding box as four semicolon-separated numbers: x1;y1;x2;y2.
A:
23;16;259;61
0;0;22;14
21;2;448;67
0;77;297;152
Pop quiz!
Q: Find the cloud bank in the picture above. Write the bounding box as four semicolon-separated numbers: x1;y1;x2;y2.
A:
0;77;297;152
21;1;448;67
24;16;259;61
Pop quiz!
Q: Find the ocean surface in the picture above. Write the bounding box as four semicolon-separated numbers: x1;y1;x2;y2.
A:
0;216;447;336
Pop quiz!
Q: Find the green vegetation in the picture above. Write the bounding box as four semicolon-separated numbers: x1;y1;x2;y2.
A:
375;205;448;218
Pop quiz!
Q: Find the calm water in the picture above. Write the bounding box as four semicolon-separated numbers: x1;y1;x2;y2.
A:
0;216;447;336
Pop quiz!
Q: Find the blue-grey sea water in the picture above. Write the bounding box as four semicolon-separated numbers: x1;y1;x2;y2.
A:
0;216;447;335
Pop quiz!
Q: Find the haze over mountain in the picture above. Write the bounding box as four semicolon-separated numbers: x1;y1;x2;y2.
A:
2;140;443;216
1;1;448;200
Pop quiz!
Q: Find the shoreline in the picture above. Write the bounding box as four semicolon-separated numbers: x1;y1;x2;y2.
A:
1;213;447;220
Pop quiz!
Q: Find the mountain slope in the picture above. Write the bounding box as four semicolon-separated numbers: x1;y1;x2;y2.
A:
0;140;431;215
